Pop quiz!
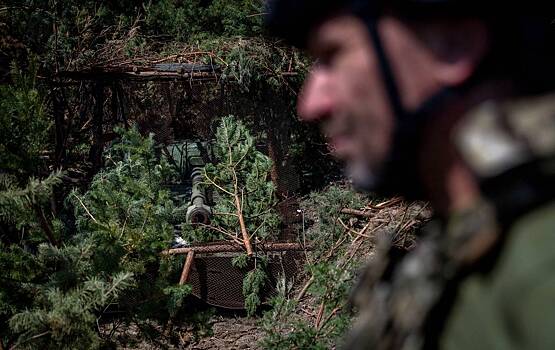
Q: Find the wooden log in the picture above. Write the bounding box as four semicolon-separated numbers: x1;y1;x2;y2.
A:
340;208;374;218
179;251;195;285
162;242;308;256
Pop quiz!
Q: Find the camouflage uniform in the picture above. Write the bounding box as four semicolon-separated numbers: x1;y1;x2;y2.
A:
346;93;555;350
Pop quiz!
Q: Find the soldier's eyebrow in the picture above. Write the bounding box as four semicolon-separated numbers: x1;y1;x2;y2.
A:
308;30;343;64
308;16;352;57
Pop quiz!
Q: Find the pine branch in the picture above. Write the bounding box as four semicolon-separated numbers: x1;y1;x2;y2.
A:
194;222;244;246
9;331;50;350
71;192;98;224
203;171;233;196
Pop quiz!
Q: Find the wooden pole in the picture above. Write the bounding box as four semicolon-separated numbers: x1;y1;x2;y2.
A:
179;251;195;285
162;242;307;256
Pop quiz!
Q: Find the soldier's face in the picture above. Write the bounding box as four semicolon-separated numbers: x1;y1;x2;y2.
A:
298;15;393;188
298;15;463;188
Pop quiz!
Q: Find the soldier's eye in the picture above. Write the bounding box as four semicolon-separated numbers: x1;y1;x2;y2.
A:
318;46;339;67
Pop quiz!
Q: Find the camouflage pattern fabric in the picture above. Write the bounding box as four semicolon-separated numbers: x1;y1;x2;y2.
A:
345;93;555;350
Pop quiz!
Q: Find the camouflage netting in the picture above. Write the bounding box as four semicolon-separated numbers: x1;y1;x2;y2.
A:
52;66;339;308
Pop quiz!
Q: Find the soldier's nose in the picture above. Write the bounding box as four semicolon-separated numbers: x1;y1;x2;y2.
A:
297;70;334;123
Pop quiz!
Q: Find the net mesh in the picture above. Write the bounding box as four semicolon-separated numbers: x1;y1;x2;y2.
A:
63;76;326;309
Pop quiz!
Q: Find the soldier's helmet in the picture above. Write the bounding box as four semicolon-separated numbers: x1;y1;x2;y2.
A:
266;0;554;196
266;0;554;91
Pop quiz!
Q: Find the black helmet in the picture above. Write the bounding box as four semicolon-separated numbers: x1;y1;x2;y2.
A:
266;0;554;197
266;1;552;49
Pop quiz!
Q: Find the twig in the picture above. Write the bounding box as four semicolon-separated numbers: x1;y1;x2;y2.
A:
345;239;365;266
194;223;244;246
372;196;403;209
354;219;373;239
162;242;307;255
324;234;349;261
318;306;342;331
340;208;374;218
9;331;50;350
337;217;358;238
296;275;314;301
234;193;253;256
119;205;131;239
246;12;268;17
299;307;316;317
203;172;233;196
314;301;325;329
72;192;98;223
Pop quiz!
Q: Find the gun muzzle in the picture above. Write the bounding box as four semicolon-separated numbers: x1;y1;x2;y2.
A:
186;168;212;224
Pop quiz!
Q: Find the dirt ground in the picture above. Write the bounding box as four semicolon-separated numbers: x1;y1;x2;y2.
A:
186;316;264;350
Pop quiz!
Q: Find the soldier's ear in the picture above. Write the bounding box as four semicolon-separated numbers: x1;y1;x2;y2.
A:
423;19;490;87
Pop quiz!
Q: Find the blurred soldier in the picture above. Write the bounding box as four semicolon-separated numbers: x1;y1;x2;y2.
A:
267;1;555;349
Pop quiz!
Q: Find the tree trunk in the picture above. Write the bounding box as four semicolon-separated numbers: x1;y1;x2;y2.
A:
234;194;253;256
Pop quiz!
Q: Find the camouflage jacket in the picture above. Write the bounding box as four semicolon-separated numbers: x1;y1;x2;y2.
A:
345;93;555;350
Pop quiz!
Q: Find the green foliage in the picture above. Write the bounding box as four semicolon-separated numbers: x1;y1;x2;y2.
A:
193;116;279;316
9;270;133;350
143;0;263;42
0;127;193;348
71;127;187;319
260;184;368;349
0;236;135;349
0;170;62;236
143;0;205;42
164;284;193;318
0;61;50;174
72;126;177;274
260;283;327;350
231;253;249;269
243;259;267;316
203;115;279;241
2;0;267;72
304;184;366;257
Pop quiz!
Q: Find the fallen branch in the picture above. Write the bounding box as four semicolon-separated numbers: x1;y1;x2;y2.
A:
296;275;314;301
340;208;374;218
9;331;50;350
314;301;325;329
371;196;403;209
318;306;342;332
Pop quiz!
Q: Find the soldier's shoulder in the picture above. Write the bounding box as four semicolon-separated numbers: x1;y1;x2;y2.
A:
442;200;555;350
455;92;555;179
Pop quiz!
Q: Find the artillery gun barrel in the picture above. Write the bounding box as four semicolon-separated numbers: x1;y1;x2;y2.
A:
186;167;211;224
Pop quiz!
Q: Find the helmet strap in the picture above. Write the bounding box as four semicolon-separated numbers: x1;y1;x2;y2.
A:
350;5;465;198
